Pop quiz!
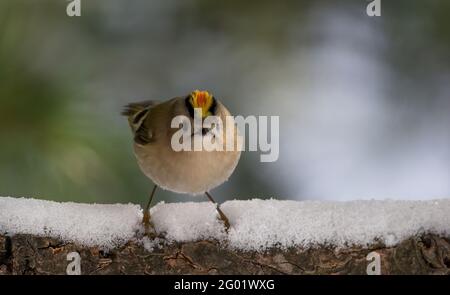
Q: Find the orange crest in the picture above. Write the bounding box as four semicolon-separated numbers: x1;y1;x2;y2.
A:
190;90;214;117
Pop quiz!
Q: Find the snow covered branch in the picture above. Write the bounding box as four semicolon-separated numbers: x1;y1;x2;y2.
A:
1;233;449;274
0;197;449;274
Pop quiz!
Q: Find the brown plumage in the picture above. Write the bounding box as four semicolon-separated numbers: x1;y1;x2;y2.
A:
122;91;241;231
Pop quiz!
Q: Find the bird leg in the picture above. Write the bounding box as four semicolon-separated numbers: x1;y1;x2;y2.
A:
143;185;158;236
205;191;230;231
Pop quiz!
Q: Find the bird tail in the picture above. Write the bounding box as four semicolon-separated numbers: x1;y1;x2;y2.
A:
121;100;157;117
121;100;157;135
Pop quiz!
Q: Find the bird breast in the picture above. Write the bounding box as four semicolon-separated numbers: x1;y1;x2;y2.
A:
134;142;241;195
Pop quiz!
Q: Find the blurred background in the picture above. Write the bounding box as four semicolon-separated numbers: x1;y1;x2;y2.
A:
0;0;449;205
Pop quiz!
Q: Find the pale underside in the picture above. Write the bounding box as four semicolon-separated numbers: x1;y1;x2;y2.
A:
134;101;241;195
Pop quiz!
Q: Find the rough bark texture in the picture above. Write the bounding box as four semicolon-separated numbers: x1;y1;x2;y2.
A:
0;233;449;275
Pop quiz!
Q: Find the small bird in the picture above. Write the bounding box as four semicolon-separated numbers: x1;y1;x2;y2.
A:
122;90;241;233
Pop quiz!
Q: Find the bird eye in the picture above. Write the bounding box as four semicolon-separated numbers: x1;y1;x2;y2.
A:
209;96;217;115
185;96;194;118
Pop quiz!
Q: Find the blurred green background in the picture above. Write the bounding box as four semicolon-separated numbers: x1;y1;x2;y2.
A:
1;0;449;205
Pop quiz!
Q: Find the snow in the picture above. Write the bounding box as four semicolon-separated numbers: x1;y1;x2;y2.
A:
141;236;165;252
0;197;141;249
150;202;228;242
1;196;449;251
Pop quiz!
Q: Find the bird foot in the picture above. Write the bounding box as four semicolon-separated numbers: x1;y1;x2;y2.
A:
142;211;157;238
216;208;231;232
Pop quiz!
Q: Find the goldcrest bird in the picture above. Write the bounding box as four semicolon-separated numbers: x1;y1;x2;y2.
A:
122;90;241;232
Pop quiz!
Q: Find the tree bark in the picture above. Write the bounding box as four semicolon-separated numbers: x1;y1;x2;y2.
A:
0;233;449;275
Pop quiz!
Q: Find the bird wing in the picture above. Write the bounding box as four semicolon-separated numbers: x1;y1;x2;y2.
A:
122;100;159;145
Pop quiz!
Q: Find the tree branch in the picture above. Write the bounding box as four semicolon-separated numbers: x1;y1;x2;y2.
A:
1;233;449;275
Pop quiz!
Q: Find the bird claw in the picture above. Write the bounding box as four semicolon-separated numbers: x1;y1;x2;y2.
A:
217;211;231;232
142;211;157;238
